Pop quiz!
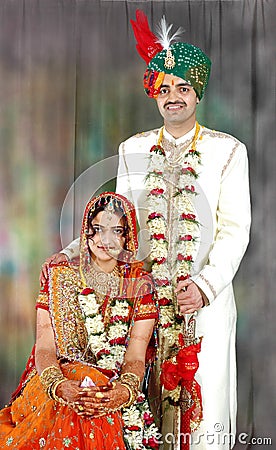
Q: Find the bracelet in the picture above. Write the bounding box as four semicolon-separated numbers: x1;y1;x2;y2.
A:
40;365;64;390
50;379;68;405
120;382;137;408
119;372;141;391
40;365;67;403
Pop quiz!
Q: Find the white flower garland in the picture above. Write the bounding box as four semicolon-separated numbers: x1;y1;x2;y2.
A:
145;122;202;350
78;288;160;449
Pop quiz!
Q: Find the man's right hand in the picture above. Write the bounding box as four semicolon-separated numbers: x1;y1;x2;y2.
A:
40;253;68;286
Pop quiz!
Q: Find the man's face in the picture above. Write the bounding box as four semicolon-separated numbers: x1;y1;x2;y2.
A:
156;74;198;128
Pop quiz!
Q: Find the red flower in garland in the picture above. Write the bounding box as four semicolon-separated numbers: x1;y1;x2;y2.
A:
177;254;193;262
177;274;190;283
127;425;141;431
143;412;155;425
80;287;94;295
109;337;126;345
158;297;171;306
153;257;167;265
179;235;193;241
148;212;164;221
150;144;165;156
182;166;196;176
185;185;195;192
149;188;164;196
96;349;111;357
180;213;196;221
152;233;166;240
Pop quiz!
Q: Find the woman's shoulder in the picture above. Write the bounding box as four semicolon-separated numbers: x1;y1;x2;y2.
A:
48;261;80;282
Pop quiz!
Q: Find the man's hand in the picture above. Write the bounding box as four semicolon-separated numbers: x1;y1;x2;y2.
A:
175;279;204;314
40;252;68;286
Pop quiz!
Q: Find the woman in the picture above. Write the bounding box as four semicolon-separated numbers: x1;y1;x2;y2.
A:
0;192;159;449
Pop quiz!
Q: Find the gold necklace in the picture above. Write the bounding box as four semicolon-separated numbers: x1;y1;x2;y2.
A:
81;263;121;299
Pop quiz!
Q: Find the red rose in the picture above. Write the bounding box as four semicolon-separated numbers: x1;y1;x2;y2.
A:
179;235;193;241
109;337;126;345
143;412;155;425
177;275;190;283
96;349;111;357
127;425;141;431
148;212;164;220
150;145;165;156
149;188;164;196
180;213;196;221
182;166;196;175
185;185;195;192
80;287;94;295
177;254;193;262
152;233;166;240
153;257;167;265
158;297;171;306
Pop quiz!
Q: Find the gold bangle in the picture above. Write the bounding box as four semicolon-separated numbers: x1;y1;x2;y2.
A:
119;372;140;391
40;365;64;391
50;379;68;405
120;382;138;409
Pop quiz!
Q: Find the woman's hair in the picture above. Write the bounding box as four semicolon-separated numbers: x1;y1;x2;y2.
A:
87;195;129;251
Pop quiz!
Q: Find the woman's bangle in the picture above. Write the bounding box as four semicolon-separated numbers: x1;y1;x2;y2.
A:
40;365;67;403
50;379;68;405
120;382;137;409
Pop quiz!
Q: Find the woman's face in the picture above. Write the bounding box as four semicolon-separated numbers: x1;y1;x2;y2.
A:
87;210;126;268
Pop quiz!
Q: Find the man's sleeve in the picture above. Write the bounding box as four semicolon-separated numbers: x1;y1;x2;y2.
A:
192;143;251;303
61;237;80;260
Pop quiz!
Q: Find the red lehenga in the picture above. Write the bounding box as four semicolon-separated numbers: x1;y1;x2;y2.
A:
0;261;158;450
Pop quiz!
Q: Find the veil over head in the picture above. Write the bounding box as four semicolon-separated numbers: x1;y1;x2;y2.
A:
79;192;139;274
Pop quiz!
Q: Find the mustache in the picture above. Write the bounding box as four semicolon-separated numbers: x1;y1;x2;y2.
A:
164;101;186;108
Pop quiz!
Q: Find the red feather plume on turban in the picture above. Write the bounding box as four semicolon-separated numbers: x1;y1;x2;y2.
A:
130;10;163;64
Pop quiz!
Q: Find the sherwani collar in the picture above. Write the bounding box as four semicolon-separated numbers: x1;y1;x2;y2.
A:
163;124;196;146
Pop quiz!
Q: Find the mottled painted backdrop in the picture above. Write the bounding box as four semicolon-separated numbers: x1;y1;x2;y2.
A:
0;1;275;447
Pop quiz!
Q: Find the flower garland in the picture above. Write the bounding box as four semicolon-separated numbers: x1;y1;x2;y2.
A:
78;287;160;449
145;122;202;385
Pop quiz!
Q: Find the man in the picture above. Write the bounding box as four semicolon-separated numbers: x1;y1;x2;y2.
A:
41;10;251;450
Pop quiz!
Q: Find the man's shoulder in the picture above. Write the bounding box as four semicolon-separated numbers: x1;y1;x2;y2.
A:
201;125;245;147
122;128;160;144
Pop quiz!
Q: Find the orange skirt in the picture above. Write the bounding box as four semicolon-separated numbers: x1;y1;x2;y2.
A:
0;362;126;449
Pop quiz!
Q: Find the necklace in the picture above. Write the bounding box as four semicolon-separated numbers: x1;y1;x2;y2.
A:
81;263;121;300
145;122;202;356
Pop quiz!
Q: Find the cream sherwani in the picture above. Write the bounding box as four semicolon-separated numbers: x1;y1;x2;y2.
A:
62;124;251;449
115;125;251;450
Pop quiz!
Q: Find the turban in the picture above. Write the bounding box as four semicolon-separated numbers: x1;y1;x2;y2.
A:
131;10;211;100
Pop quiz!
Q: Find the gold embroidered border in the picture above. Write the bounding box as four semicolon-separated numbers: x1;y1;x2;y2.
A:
199;273;216;298
221;142;239;177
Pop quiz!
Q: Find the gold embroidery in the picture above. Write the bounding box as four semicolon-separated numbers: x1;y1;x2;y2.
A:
221;142;239;177
199;273;216;298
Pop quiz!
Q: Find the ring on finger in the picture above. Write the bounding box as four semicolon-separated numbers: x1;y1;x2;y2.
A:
95;392;104;399
77;404;84;411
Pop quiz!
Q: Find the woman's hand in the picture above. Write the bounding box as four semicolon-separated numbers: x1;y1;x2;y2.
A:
55;380;83;405
75;381;129;417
